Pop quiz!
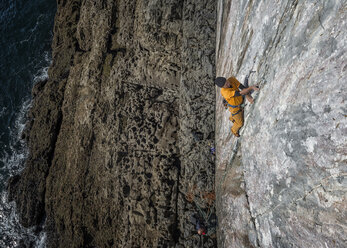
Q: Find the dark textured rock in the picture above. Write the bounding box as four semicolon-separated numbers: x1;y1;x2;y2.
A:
9;0;216;247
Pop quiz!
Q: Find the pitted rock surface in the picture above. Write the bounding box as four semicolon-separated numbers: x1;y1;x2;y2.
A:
8;0;345;247
9;0;216;247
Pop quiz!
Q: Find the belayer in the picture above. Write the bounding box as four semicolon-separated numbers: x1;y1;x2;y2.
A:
190;213;207;235
190;212;217;236
215;73;259;137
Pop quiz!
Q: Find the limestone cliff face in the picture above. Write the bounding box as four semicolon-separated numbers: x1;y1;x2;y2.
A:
9;0;216;247
9;0;346;247
216;0;346;247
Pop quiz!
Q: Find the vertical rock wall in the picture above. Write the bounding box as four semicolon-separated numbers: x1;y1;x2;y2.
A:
9;0;217;247
216;0;346;247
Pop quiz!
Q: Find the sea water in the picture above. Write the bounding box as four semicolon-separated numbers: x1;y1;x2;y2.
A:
0;1;56;247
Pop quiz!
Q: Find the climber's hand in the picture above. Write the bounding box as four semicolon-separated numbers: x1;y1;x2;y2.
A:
252;85;260;91
245;94;254;104
223;99;228;109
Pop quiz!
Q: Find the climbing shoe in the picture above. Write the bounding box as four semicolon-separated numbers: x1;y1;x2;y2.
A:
231;130;240;137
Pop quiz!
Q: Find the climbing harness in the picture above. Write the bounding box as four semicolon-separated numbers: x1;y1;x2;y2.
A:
227;103;241;108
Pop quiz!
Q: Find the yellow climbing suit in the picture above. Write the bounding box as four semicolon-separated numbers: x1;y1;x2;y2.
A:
221;76;244;135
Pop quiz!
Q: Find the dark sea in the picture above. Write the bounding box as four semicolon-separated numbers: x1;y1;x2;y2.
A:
0;1;56;247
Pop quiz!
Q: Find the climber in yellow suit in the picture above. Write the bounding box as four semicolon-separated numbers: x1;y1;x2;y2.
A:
215;76;259;137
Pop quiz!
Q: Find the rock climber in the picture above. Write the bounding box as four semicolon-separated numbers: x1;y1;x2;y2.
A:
215;73;259;137
190;211;217;236
190;213;207;235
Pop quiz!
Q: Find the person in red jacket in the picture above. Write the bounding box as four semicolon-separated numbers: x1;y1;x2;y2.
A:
215;75;259;137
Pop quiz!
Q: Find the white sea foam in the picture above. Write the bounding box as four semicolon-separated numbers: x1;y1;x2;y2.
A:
0;61;50;247
0;100;32;248
33;51;51;84
0;190;47;248
1;1;54;246
0;99;30;178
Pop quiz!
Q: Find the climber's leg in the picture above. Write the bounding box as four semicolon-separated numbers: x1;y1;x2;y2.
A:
231;110;244;136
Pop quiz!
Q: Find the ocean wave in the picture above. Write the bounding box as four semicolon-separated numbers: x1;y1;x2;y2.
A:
1;1;55;246
0;192;36;248
0;99;30;182
0;100;35;248
33;51;51;84
0;72;49;248
0;190;48;248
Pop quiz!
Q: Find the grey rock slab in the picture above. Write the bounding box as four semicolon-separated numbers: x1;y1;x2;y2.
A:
216;0;346;247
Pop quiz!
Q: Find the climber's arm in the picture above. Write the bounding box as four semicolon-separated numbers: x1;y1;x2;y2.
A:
239;85;259;95
238;84;246;90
